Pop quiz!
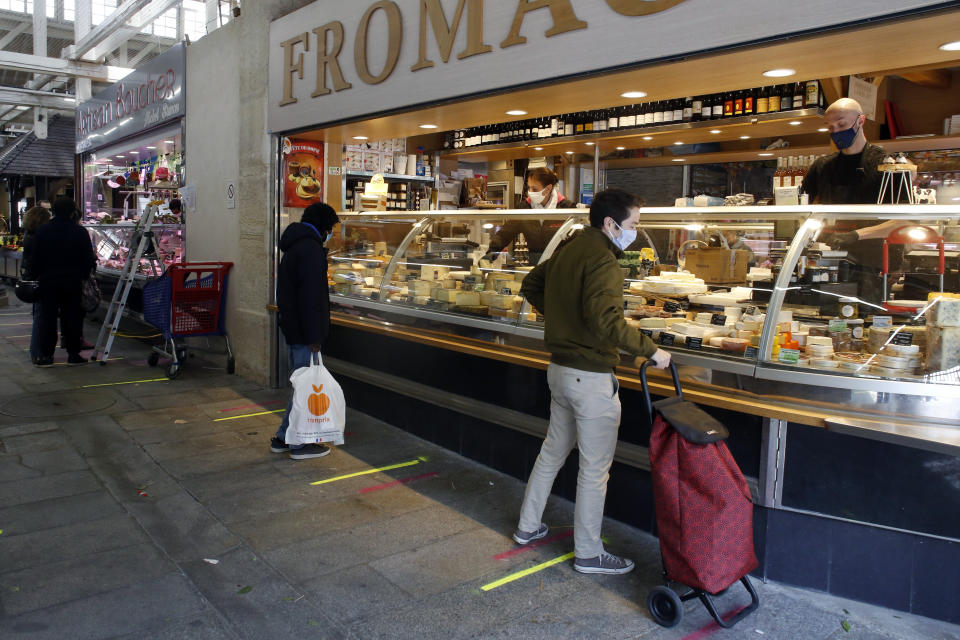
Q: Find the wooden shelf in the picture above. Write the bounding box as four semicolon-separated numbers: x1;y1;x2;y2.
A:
344;171;435;183
440;109;825;162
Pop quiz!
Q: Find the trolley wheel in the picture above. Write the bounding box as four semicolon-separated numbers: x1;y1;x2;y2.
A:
226;356;235;375
648;586;684;628
147;352;159;367
166;362;181;379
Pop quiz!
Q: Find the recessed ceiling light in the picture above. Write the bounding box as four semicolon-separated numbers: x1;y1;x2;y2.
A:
939;40;960;51
146;146;156;149
565;151;574;154
616;146;625;150
817;127;829;132
710;129;721;134
788;121;802;126
585;142;595;146
763;68;796;78
352;135;368;140
674;141;683;145
130;151;139;154
116;154;125;158
163;140;175;144
534;147;543;151
642;136;653;141
506;110;527;116
621;91;647;99
672;158;686;162
758;153;774;157
419;124;438;129
740;135;750;140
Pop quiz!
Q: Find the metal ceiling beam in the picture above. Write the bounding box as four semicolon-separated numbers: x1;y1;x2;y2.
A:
0;22;29;51
0;15;176;51
0;51;130;81
61;0;151;60
0;86;76;109
85;0;183;62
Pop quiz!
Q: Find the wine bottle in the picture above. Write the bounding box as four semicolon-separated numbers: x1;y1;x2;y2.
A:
779;84;793;111
744;88;755;115
673;99;683;122
653;101;665;124
564;115;574;136
792;82;804;109
733;91;744;116
644;102;655;126
804;80;820;108
691;96;702;121
756;86;769;114
768;85;781;112
723;92;734;117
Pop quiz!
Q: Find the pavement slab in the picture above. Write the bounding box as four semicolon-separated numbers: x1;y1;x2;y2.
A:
0;469;103;508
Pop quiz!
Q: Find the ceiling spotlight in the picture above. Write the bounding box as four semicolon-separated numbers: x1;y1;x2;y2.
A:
419;124;438;129
565;151;574;154
710;129;721;134
130;151;139;154
116;154;125;158
674;141;683;145
758;153;774;157
672;158;686;162
352;136;368;140
817;127;829;132
939;40;960;51
763;68;796;78
146;146;156;149
621;91;647;99
506;110;527;116
616;146;625;150
585;142;595;146
642;136;653;141
163;140;175;144
788;121;802;126
740;135;750;140
534;147;544;151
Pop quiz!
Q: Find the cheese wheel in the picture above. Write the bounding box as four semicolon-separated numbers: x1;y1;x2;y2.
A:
807;344;834;357
876;354;910;369
811;358;840;369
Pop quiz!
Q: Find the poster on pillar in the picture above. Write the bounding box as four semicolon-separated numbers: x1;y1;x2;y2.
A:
282;138;325;208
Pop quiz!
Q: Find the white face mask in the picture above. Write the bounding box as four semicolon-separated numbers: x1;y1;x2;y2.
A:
528;189;546;207
610;220;637;250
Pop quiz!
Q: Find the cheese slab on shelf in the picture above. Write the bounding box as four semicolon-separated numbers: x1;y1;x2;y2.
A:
927;326;960;372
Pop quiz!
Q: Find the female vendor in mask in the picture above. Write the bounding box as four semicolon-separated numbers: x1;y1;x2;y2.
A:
484;167;577;264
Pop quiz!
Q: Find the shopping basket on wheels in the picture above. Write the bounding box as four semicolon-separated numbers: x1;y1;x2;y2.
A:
142;261;234;379
639;361;759;629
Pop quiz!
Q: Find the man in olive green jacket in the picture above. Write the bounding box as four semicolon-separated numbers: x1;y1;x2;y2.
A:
514;188;671;575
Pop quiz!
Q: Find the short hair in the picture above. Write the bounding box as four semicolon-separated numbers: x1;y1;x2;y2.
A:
23;206;50;232
51;197;78;218
527;167;558;187
301;202;339;232
589;189;640;228
168;199;182;212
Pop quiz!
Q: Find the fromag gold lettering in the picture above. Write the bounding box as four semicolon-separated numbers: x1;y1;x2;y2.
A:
278;0;689;107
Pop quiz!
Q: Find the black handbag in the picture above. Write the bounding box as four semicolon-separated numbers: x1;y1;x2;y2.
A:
14;268;39;303
81;274;101;312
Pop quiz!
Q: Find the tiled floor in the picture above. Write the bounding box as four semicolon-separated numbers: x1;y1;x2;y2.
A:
1;291;958;639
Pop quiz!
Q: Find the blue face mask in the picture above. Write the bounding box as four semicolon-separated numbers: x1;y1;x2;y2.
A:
829;116;862;150
324;231;333;244
611;220;637;251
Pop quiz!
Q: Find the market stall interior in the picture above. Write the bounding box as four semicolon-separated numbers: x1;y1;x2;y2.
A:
270;5;960;622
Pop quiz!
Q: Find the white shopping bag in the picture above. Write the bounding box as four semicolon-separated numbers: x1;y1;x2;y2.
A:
285;353;346;446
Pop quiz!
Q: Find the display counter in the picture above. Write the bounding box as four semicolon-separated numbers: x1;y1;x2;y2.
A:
0;247;22;281
325;205;960;445
84;223;184;281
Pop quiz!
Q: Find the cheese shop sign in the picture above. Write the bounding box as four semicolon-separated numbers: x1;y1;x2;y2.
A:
268;0;954;133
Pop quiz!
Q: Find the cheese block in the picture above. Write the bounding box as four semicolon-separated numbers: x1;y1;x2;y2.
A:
882;344;920;356
721;338;749;352
663;317;688;327
742;320;763;332
492;279;522;294
709;337;726;347
448;270;472;281
479;290;499;306
357;287;378;298
876;354;911;369
487;294;520;310
332;272;361;284
927;295;960;327
409;280;433;297
737;330;756;340
695;312;713;324
806;336;834;347
807;344;835;357
638;317;667;328
421;265;450;281
413;296;430;305
811;358;839;369
927;326;960;372
441;279;458;289
868;325;927;353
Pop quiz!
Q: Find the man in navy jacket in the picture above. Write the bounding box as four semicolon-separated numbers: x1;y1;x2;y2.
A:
272;202;339;460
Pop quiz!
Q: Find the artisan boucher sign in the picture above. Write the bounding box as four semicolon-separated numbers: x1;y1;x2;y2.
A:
268;0;955;133
75;43;186;153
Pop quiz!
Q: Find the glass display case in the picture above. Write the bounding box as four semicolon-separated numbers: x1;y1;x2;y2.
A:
327;205;960;427
85;223;184;280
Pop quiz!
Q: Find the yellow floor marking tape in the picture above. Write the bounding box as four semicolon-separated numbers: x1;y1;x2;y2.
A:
80;378;169;388
480;552;576;592
0;322;32;326
55;357;124;366
6;334;31;338
310;457;426;486
213;409;285;422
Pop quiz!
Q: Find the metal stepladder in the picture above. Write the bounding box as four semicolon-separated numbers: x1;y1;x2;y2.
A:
90;203;164;364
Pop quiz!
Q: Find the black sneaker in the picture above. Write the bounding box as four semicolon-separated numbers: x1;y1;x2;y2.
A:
574;551;635;575
67;354;89;366
270;437;289;453
289;443;331;460
513;523;549;545
35;356;54;368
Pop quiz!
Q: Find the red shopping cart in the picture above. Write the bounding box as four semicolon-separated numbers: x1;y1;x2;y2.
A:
142;262;234;379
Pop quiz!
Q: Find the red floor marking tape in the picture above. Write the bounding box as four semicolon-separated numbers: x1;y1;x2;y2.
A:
218;400;285;413
493;530;574;560
357;471;440;494
680;605;748;640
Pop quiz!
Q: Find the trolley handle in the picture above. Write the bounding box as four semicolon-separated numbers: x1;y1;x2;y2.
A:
638;359;683;423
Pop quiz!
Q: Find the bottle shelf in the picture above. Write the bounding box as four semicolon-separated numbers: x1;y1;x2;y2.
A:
344;171;435;183
440;108;825;161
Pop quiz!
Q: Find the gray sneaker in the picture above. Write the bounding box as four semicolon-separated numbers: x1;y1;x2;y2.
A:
574;551;635;575
289;443;331;460
512;523;549;545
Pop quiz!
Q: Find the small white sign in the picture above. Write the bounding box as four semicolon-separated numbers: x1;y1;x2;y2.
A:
328;166;341;176
226;180;236;209
848;75;879;121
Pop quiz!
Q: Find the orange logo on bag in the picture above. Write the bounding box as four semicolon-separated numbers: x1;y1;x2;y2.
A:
308;384;330;416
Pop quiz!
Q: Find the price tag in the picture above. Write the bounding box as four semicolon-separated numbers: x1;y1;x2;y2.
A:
711;314;727;326
828;318;848;332
873;315;893;328
891;331;914;346
640;329;653;338
663;301;681;313
744;346;759;359
778;348;800;364
686;336;703;350
659;333;675;346
499;287;513;295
